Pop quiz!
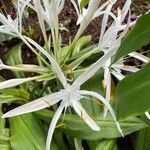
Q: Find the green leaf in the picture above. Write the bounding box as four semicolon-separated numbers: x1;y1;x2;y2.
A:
10;113;46;150
0;33;13;42
0;104;10;150
95;139;117;150
5;43;24;78
113;14;150;63
113;63;150;120
80;0;90;9
72;35;91;56
0;76;4;82
0;128;10;150
69;45;100;69
0;88;29;103
135;116;150;150
36;109;147;140
81;70;104;115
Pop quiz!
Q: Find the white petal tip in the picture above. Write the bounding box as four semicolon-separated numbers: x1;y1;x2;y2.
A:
145;112;150;120
2;112;15;118
0;59;4;70
90;122;100;131
116;121;124;137
1;114;7;119
103;110;108;118
94;126;100;131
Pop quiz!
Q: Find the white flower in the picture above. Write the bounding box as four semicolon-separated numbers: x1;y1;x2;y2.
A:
0;0;30;36
19;0;65;44
1;38;123;150
97;0;134;116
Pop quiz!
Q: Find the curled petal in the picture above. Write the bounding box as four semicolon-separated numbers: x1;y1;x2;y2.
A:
72;101;100;131
2;91;64;118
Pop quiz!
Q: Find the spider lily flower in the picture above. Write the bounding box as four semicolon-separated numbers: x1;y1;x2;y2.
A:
0;0;29;36
0;2;47;65
97;0;133;116
2;38;123;150
19;0;65;51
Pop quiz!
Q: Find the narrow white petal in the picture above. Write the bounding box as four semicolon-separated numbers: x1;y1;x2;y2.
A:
117;9;131;42
57;0;65;14
18;0;31;33
121;66;139;73
80;90;124;136
94;10;117;21
119;21;136;30
114;65;139;73
0;13;9;25
73;0;101;41
121;0;131;22
99;2;114;42
95;1;109;16
104;69;111;117
72;101;100;131
46;102;65;150
111;69;125;80
0;77;38;90
43;0;51;16
0;28;17;36
33;0;47;42
24;36;68;88
2;91;63;118
70;0;80;16
129;52;150;63
73;47;117;88
145;112;150;120
0;59;4;70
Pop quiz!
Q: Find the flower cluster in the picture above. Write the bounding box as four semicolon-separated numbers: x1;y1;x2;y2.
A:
0;0;148;150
